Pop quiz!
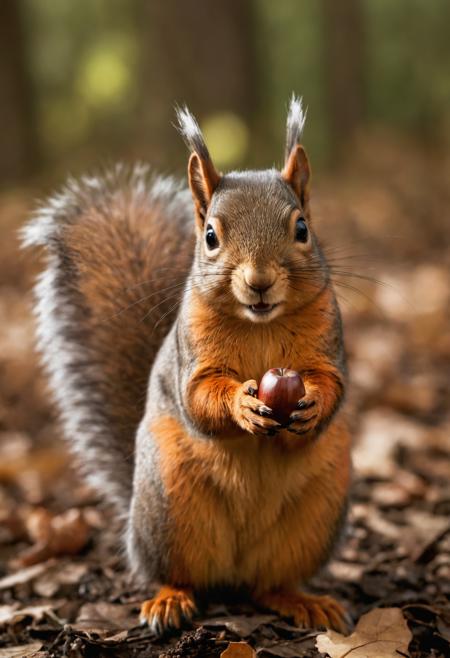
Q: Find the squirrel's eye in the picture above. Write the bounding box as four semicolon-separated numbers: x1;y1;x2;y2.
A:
295;217;308;243
205;224;219;250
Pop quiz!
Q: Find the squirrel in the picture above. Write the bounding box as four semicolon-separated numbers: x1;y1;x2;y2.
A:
23;96;351;635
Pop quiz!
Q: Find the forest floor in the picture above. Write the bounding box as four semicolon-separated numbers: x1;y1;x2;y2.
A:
0;141;449;657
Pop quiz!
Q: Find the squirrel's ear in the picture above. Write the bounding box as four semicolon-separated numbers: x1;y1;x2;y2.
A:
176;105;221;223
188;152;220;220
282;144;311;207
281;94;310;206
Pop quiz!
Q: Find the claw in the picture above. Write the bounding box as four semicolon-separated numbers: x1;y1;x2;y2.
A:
258;405;273;417
139;586;197;636
289;412;317;424
297;399;315;410
254;590;349;633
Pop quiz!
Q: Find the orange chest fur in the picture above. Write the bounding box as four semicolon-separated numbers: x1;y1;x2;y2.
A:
190;313;328;383
150;415;351;591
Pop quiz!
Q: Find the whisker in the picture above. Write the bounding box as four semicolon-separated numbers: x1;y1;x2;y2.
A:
152;298;183;330
141;279;225;325
111;281;189;319
330;279;385;316
125;271;229;292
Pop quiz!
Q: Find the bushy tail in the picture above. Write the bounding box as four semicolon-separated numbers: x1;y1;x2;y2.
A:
22;165;194;516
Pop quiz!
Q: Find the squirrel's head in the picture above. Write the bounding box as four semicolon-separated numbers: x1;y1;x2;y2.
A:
177;96;327;324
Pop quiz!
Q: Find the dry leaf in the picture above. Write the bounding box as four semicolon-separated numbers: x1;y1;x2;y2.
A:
328;560;366;582
221;641;257;658
353;409;426;477
203;614;276;637
13;508;90;567
0;602;56;627
404;510;450;561
316;607;412;658
0;643;43;658
72;602;138;638
0;561;51;590
256;636;318;657
33;561;88;597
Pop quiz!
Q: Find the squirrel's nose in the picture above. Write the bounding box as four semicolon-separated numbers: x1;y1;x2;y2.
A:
244;266;275;293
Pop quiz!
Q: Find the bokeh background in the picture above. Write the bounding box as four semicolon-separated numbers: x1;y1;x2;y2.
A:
0;2;449;655
2;0;450;183
1;0;449;511
1;0;449;497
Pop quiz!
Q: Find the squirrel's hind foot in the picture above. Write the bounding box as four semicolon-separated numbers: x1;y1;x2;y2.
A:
254;590;350;633
140;586;197;635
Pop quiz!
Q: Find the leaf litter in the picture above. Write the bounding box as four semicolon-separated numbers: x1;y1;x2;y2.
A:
1;159;449;656
316;607;412;658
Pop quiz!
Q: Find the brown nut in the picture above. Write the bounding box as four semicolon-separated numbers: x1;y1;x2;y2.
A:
258;368;305;424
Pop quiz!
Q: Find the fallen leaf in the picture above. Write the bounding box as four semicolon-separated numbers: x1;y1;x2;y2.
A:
202;614;277;637
0;604;20;625
404;510;450;562
12;508;90;567
33;561;88;597
221;641;256;657
0;643;43;658
328;560;366;582
0;602;57;627
353;409;426;477
371;482;412;508
0;444;68;487
316;607;412;658
352;504;401;541
0;561;51;590
256;638;317;657
71;601;138;638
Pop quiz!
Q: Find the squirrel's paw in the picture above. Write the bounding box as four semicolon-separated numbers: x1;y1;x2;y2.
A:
233;380;282;436
286;396;319;437
139;586;197;635
255;590;350;632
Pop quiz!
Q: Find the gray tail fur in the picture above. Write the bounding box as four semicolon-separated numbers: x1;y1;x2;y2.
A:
22;165;193;517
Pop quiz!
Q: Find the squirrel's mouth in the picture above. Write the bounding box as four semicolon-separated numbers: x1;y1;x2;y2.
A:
247;302;278;315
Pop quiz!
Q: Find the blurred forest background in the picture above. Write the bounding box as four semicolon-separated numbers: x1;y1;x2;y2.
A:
0;2;449;656
1;0;450;183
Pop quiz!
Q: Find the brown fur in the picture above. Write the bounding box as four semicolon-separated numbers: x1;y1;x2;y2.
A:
24;168;195;512
187;286;344;444
254;591;348;632
140;586;196;630
28;100;352;634
151;412;350;591
66;202;193;440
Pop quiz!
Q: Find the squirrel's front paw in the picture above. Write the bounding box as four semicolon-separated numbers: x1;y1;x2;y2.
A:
233;380;282;436
286;396;320;437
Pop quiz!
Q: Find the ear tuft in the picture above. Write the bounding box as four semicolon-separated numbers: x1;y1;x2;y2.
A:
282;95;310;206
176;105;211;163
285;94;307;161
176;105;220;221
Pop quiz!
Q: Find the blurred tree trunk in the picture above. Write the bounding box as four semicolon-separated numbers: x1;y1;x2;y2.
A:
135;0;258;169
0;0;39;184
322;0;366;165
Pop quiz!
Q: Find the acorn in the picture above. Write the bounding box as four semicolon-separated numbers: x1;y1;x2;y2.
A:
258;368;305;424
